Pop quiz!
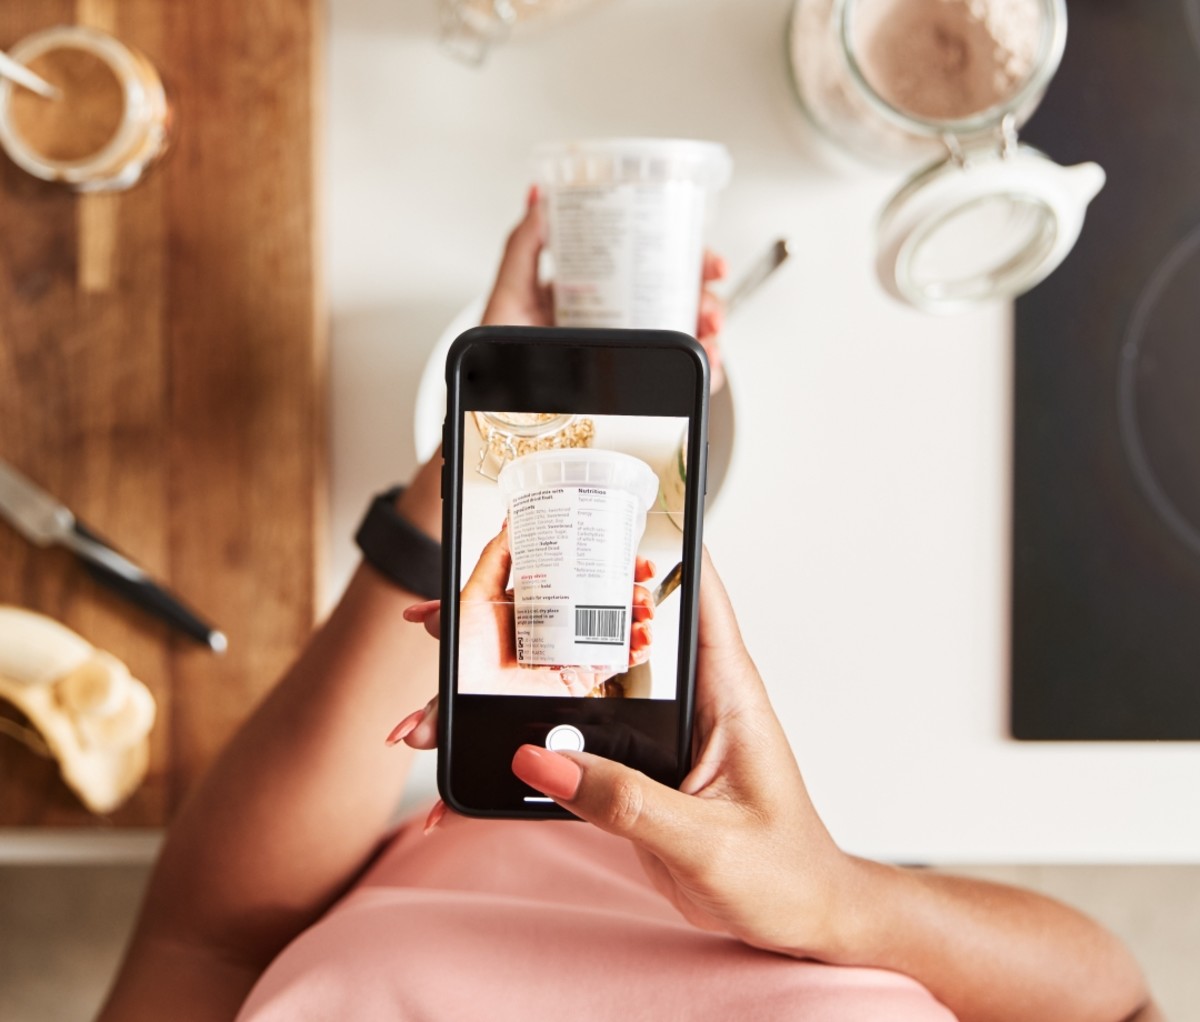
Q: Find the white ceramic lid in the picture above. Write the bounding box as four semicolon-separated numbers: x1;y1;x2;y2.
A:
876;145;1105;313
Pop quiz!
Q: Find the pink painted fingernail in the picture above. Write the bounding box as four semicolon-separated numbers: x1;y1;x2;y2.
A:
512;745;582;800
386;708;425;746
402;601;436;622
423;798;447;835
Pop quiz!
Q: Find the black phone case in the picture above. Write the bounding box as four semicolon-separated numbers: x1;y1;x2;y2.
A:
438;326;709;819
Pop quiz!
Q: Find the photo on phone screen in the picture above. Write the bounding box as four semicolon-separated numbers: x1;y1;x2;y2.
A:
440;329;707;818
457;410;688;701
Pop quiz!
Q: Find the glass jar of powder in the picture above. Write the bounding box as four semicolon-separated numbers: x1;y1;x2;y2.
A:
472;411;595;480
789;0;1105;311
439;0;606;64
0;25;169;193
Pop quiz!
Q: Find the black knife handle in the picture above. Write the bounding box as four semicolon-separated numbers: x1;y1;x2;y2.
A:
73;522;227;652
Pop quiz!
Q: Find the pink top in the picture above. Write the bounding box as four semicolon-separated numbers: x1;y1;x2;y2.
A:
238;808;957;1021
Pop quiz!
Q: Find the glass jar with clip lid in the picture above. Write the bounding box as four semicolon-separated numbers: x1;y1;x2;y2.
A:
471;411;595;480
788;0;1105;312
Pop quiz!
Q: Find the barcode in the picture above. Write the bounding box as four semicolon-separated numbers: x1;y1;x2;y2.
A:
574;605;626;645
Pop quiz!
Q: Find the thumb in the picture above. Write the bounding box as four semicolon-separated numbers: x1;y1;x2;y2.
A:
512;745;708;870
482;187;544;322
696;546;750;661
693;548;771;720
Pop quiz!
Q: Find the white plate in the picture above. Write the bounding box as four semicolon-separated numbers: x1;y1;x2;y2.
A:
413;300;736;510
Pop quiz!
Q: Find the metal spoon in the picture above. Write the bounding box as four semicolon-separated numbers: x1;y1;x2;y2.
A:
725;238;790;318
0;50;61;100
652;561;683;607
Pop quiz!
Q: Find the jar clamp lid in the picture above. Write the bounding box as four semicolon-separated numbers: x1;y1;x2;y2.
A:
876;144;1105;313
787;0;1102;310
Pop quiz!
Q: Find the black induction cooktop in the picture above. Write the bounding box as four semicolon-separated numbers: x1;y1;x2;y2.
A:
1011;0;1200;740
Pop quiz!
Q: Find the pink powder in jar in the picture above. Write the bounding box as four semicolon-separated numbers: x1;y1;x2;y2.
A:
852;0;1043;122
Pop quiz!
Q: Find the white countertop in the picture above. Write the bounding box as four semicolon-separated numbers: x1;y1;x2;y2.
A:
323;0;1200;864
6;0;1196;864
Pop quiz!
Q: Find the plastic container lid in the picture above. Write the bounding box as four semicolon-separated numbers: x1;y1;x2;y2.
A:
498;448;659;510
876;145;1105;313
533;138;732;191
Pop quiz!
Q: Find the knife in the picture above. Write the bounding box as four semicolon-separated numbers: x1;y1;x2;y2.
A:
0;459;227;652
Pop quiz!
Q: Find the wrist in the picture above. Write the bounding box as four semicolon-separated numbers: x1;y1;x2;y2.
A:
810;855;907;967
393;453;442;542
770;851;890;966
355;481;442;599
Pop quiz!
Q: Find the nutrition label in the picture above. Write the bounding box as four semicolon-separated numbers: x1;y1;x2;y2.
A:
549;182;706;331
509;484;639;668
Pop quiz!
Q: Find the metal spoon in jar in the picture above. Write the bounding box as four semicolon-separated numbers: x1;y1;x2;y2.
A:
0;49;61;100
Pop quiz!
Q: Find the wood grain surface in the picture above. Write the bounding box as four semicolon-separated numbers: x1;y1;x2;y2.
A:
0;0;325;827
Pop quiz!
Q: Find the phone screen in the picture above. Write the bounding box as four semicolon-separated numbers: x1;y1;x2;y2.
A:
441;330;706;816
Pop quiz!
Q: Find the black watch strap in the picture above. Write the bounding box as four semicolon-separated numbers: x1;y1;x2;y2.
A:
354;486;442;599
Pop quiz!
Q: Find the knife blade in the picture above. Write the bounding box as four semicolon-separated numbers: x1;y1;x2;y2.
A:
0;460;227;652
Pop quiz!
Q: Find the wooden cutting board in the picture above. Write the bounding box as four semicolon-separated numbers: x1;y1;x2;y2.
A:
0;0;325;826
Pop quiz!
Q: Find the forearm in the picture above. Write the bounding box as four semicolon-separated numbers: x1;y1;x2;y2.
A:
111;468;443;981
824;858;1151;1022
140;566;437;953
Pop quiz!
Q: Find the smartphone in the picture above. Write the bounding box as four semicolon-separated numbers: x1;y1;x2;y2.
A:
438;326;709;819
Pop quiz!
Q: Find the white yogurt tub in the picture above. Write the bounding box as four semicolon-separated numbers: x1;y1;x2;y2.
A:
498;448;659;671
533;138;733;333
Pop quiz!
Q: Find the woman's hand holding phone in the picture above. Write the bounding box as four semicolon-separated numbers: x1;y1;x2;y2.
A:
503;549;855;961
396;549;859;965
507;549;860;962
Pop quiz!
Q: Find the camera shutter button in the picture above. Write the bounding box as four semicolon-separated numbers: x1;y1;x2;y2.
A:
545;724;585;753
